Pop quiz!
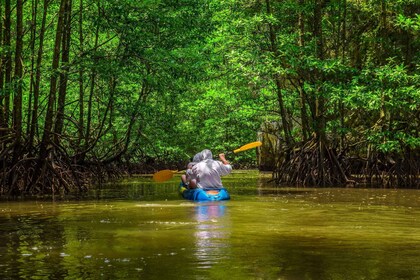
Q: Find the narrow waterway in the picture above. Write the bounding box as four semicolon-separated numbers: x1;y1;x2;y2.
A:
1;171;419;279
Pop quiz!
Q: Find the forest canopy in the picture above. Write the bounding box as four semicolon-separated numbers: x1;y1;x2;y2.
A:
0;0;419;194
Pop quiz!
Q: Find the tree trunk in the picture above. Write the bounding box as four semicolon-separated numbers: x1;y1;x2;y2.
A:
313;0;326;143
0;1;4;129
402;3;414;70
379;0;387;65
274;79;292;147
13;0;24;147
54;0;72;145
341;0;347;60
29;0;50;149
332;0;347;151
27;0;38;137
298;85;310;141
4;0;12;126
265;0;293;147
39;0;66;160
83;2;100;160
77;0;85;147
313;0;327;186
339;0;347;150
298;0;310;141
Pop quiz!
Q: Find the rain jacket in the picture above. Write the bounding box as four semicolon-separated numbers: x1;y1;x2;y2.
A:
185;152;205;180
191;149;232;189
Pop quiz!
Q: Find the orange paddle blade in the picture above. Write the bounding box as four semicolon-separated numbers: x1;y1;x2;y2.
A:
153;169;177;182
233;141;262;154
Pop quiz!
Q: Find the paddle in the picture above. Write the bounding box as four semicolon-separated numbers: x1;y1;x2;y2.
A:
152;141;262;182
152;169;178;182
231;141;263;154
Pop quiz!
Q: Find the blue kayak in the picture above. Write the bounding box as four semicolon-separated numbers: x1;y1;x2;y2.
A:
179;183;230;201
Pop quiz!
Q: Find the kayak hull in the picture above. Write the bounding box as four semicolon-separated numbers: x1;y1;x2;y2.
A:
179;184;230;201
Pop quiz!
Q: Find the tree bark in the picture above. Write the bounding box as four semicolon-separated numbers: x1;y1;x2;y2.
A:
265;0;293;147
27;0;38;137
54;0;72;144
13;0;24;147
379;0;387;65
313;0;327;186
39;0;66;160
313;0;326;143
82;1;101;160
339;0;347;150
29;0;50;149
4;0;12;126
298;0;310;141
341;0;347;60
0;1;4;129
77;0;85;147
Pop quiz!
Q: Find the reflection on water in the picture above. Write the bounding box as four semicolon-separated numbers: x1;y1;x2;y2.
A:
193;203;229;269
0;171;420;279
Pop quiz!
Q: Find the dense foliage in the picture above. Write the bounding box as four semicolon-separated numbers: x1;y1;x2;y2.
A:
0;0;419;193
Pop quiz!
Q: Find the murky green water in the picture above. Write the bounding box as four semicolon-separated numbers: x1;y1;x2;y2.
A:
1;171;419;279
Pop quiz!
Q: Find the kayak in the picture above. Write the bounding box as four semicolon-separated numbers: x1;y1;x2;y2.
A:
179;183;230;201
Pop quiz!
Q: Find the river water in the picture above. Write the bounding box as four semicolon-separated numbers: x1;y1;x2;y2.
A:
1;171;419;279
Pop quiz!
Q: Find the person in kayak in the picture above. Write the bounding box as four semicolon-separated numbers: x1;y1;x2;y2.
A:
181;162;197;188
189;149;232;189
180;152;204;188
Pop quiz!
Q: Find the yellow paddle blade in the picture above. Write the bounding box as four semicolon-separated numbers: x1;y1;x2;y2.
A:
152;169;177;182
233;141;262;154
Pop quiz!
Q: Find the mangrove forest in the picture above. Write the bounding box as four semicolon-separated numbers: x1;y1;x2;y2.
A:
0;0;419;194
